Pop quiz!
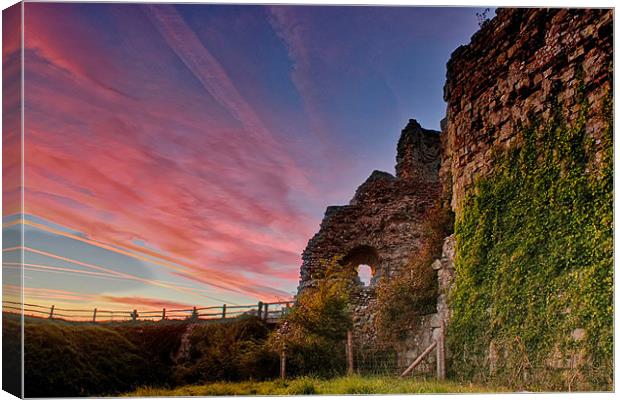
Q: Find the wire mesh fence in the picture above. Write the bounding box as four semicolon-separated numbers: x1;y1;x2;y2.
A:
354;341;402;376
276;336;439;380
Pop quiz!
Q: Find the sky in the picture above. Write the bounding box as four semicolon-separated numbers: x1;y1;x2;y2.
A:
3;3;485;316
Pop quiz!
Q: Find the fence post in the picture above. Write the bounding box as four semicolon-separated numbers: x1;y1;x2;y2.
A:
48;305;55;319
191;306;198;320
222;304;227;319
162;308;166;320
280;345;287;380
347;330;354;375
437;320;446;380
263;303;269;320
92;308;97;323
131;309;138;321
257;301;263;318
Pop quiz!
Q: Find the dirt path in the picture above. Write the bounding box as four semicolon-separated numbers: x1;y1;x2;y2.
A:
173;323;197;363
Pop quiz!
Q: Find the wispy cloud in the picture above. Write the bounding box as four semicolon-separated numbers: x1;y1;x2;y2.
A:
6;243;278;302
3;284;208;314
100;295;195;310
144;4;313;194
21;3;318;304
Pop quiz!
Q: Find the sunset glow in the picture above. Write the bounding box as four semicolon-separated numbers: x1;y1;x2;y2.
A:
5;4;483;312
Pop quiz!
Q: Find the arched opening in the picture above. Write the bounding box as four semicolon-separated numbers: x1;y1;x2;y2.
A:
357;264;373;286
342;245;380;287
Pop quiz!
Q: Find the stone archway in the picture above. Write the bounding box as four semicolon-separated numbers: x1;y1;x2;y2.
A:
342;245;381;287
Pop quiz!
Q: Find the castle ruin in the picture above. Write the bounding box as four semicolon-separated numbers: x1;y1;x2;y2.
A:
295;7;612;376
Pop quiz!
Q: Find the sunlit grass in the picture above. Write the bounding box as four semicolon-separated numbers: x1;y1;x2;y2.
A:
127;375;503;396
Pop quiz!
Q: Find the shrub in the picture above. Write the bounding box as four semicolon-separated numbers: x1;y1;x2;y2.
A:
18;316;281;396
269;257;355;377
284;338;347;378
284;256;355;341
117;322;188;384
174;317;278;384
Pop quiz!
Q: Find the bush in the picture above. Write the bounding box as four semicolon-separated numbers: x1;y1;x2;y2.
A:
286;377;318;395
269;257;355;377
175;317;278;384
118;322;188;384
284;338;346;378
283;256;355;341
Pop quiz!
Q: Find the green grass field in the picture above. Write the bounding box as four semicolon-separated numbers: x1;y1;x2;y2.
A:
128;376;503;396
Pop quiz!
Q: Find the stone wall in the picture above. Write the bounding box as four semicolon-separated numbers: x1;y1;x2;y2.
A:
440;8;613;383
431;234;455;335
397;235;455;373
441;8;613;213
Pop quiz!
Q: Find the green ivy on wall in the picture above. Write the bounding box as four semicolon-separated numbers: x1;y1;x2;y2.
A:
448;79;613;391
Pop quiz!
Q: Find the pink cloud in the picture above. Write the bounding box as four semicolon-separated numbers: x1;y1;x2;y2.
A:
100;295;195;311
21;4;319;302
3;3;22;217
144;5;314;195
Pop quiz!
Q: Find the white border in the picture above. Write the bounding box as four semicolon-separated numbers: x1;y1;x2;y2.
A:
0;1;615;400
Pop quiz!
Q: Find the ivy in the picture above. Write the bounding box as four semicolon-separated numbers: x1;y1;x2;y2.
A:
448;87;613;390
374;202;454;342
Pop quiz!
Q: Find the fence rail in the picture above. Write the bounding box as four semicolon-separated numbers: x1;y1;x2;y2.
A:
2;300;294;323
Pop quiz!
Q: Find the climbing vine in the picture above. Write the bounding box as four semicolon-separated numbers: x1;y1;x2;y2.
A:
374;202;454;341
448;77;613;390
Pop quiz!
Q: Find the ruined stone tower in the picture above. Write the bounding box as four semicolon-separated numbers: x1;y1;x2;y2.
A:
297;119;441;293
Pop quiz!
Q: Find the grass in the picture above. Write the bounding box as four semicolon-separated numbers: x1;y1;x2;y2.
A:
6;315;506;396
127;375;503;396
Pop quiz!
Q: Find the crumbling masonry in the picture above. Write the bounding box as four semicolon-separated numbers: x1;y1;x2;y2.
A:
297;119;440;293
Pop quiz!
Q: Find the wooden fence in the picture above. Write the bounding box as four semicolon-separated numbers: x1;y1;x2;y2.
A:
2;300;294;323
